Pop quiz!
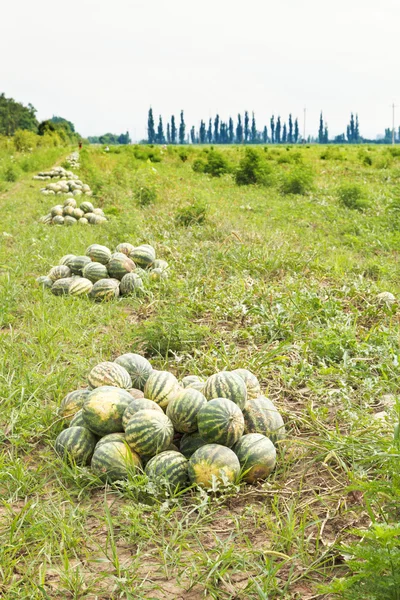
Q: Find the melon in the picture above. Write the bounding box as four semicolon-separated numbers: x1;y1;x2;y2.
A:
91;439;141;482
107;254;136;280
116;242;135;256
59;254;76;267
114;353;153;391
127;388;145;400
89;279;120;301
232;369;261;400
82;386;132;436
143;370;180;409
86;244;112;265
88;362;132;389
65;216;77;226
125;409;174;457
166;388;207;433
129;245;156;268
48;265;71;281
69;409;85;427
145;451;189;490
197;398;244;448
37;275;53;289
242;396;286;444
204;372;247;409
52;215;64;225
80;201;95;213
180;432;207;458
233;433;276;483
119;273;144;295
181;375;203;388
68;255;92;275
188;444;240;488
59;388;91;422
55;426;97;465
69;277;93;296
82;261;109;282
122;398;163;429
51;277;72;296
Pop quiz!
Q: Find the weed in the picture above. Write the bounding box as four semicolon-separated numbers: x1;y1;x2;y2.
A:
175;199;207;225
337;183;369;210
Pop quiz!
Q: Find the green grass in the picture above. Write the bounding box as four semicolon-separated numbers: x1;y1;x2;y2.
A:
0;143;399;598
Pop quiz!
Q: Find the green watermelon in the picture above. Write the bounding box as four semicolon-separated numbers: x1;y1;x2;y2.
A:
68;255;92;275
203;371;247;409
107;254;136;280
37;275;53;289
79;217;88;225
95;432;126;448
91;439;141;482
181;375;203;388
63;206;75;216
80;201;95;213
63;197;77;208
82;386;132;436
59;254;76;267
122;398;163;430
69;277;93;296
129;244;156;268
51;205;63;216
242;396;286;444
152;259;169;271
125;409;174;457
86;244;112;265
65;216;77;226
119;273;144;295
149;268;168;280
52;216;65;225
143;370;180;409
114;353;153;391
188;444;240;488
128;388;145;400
179;432;207;458
145;451;189;490
59;388;91;422
82;261;109;282
70;409;85;427
197;398;244;448
51;277;72;296
233;433;276;483
232;369;261;400
186;380;206;392
89;279;120;301
166;388;207;433
116;242;135;256
55;426;97;465
48;265;71;281
88;362;132;389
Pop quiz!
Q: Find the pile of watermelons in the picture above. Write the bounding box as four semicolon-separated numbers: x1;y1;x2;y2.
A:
33;166;79;181
39;178;93;197
39;198;107;226
55;354;285;490
65;151;80;169
37;243;169;300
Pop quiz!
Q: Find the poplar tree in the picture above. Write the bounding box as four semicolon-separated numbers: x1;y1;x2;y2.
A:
318;112;324;143
171;115;177;144
355;114;360;142
294;118;299;143
228;117;234;143
147;107;155;143
178;111;186;144
207;119;212;143
251;112;257;143
275;116;281;143
263;126;268;143
324;124;329;143
190;126;196;144
244;111;250;142
199;120;206;144
214;114;220;143
166;123;171;144
288;114;293;143
157;116;165;144
270;115;275;143
236;114;243;143
220;122;227;143
282;123;287;143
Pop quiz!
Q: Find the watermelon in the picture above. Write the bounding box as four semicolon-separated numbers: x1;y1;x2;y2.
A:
119;273;144;295
59;388;91;422
93;208;105;216
166;388;207;433
107;254;136;280
80;201;94;213
70;409;85;427
69;277;93;296
149;268;168;280
65;216;77;226
64;197;77;208
125;409;174;457
59;254;76;267
152;259;169;271
63;206;75;216
204;372;247;409
197;398;244;448
143;370;180;409
51;205;63;216
79;217;88;225
51;277;72;296
82;261;109;282
52;216;64;225
233;433;276;483
82;386;132;436
180;432;207;458
242;396;286;444
95;433;126;448
116;242;135;256
68;255;92;275
73;208;84;219
89;279;120;301
114;353;153;391
88;362;132;389
40;213;52;224
85;244;112;265
129;245;156;268
91;439;141;482
122;398;163;430
55;426;97;465
181;375;203;388
37;275;53;289
232;369;261;400
186;380;206;392
48;265;71;281
145;451;189;490
128;388;145;400
188;444;240;488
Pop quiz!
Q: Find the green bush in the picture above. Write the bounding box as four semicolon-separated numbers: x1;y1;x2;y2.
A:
193;150;230;177
2;164;19;182
235;148;274;186
135;185;157;207
280;166;314;195
175;200;207;226
192;158;206;173
134;314;210;356
337;183;369;210
178;149;188;162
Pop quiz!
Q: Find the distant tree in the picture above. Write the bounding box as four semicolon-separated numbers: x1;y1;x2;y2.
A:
157;116;165;144
207;119;213;143
51;116;75;133
275;116;281;143
318;112;324;143
323;124;329;144
147;108;156;143
190;126;196;144
282;123;287;143
166;123;171;144
250;112;257;143
236;114;243;143
294;118;299;143
244;111;250;143
171;115;177;144
117;131;131;144
335;133;346;143
355;114;360;142
263;126;268;143
228;117;234;143
270;115;275;143
199;120;206;144
220;121;227;143
288;114;293;143
0;93;38;135
349;113;356;142
179;111;186;144
214;114;220;143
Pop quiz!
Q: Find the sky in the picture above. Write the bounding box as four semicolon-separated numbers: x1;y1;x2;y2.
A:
2;0;400;141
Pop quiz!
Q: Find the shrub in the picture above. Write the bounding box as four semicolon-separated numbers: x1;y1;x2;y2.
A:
280;166;314;195
175;200;207;226
13;130;38;152
235;149;274;186
133;315;210;357
178;150;188;162
192;158;206;173
201;151;231;177
2;164;19;182
135;185;157;207
337;183;369;210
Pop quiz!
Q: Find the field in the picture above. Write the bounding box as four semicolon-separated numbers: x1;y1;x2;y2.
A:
0;142;399;599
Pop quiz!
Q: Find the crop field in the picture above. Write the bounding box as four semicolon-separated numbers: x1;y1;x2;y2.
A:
0;142;399;599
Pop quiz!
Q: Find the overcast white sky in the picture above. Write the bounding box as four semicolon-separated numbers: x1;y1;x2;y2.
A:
2;0;399;140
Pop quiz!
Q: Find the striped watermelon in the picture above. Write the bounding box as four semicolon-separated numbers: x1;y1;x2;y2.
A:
122;398;163;430
197;398;244;448
232;369;261;400
144;370;180;409
79;217;88;225
69;277;93;296
70;409;85;427
73;208;84;219
114;354;153;391
88;362;132;389
186;380;206;392
55;426;97;465
129;245;156;268
188;444;240;488
80;201;95;213
119;273;144;295
51;277;72;296
68;255;92;275
51;205;63;216
145;451;189;490
166;388;207;433
242;396;286;444
204;371;247;409
89;279;120;301
59;389;91;422
65;216;77;226
91;439;141;482
85;244;112;265
128;388;145;399
181;375;203;388
40;213;52;224
233;433;276;483
83;261;109;282
64;198;77;208
52;216;64;225
107;254;136;280
48;265;71;281
37;275;53;289
59;254;76;267
180;432;207;458
125;409;174;457
149;268;168;280
63;206;75;216
152;259;169;272
82;386;132;436
116;242;135;256
95;433;126;448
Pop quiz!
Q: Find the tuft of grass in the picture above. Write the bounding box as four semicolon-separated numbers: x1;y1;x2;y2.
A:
337;183;369;210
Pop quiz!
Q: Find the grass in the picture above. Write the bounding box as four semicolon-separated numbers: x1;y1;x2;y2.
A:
0;142;399;598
